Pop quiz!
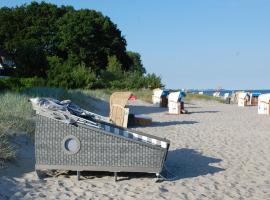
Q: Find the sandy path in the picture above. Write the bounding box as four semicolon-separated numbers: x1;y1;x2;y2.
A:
0;100;270;200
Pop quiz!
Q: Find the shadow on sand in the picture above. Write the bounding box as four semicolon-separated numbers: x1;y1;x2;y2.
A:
150;120;198;127
189;110;219;114
128;105;168;115
81;148;224;182
163;148;224;180
0;134;35;199
129;120;199;128
92;99;167;116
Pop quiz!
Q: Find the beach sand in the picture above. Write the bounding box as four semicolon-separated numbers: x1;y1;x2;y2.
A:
1;99;270;199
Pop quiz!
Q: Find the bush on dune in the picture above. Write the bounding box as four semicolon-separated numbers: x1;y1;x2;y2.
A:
0;77;46;91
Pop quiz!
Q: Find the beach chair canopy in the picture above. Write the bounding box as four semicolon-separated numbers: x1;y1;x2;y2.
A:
109;92;133;127
168;91;180;102
258;93;270;102
153;88;169;97
251;93;261;97
110;92;132;109
224;93;230;98
238;92;249;99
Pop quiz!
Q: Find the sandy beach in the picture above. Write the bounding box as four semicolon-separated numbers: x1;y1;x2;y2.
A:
1;99;270;200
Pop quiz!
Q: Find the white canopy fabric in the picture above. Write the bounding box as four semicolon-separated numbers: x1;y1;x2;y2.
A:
258;94;270;102
153;88;164;97
238;92;249;99
168;91;180;102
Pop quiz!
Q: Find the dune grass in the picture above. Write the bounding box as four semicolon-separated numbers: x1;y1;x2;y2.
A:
83;89;112;101
185;93;225;103
0;87;97;163
0;93;32;162
132;89;152;103
83;89;153;103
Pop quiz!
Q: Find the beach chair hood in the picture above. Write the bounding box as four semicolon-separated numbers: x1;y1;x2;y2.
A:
258;94;270;102
168;91;181;102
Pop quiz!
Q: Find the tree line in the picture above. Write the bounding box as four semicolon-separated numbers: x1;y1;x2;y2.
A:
0;2;162;89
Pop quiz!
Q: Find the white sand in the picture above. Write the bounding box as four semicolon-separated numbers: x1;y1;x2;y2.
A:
1;100;270;200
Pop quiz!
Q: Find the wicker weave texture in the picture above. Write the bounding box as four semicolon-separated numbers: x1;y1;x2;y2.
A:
35;115;167;172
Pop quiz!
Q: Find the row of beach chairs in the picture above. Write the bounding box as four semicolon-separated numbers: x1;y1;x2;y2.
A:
214;91;270;115
152;88;187;114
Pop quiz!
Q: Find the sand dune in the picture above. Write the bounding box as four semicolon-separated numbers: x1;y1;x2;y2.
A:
1;100;270;199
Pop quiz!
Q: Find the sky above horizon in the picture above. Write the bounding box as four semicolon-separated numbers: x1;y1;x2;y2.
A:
1;0;270;90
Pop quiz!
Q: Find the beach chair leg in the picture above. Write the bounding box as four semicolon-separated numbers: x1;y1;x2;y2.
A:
77;171;80;181
155;173;160;182
114;172;117;182
36;170;45;179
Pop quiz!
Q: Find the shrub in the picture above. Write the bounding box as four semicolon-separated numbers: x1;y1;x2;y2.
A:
0;77;46;91
47;56;97;89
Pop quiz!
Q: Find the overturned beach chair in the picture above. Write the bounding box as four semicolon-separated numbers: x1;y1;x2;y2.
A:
152;88;169;107
258;94;270;114
30;98;169;181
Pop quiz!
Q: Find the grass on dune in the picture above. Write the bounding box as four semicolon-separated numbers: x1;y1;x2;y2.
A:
185;93;225;103
0;87;97;163
83;89;153;103
132;89;152;103
0;93;32;162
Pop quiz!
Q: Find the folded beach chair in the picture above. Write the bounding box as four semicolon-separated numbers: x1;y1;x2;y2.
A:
30;98;169;181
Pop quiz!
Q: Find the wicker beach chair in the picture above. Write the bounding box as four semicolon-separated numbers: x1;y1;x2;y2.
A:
30;98;170;181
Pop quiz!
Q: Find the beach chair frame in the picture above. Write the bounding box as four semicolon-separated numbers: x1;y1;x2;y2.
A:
34;113;170;180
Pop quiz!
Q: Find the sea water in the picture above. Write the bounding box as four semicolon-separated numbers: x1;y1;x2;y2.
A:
192;90;270;97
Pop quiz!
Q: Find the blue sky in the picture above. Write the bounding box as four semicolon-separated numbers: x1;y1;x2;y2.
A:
1;0;270;89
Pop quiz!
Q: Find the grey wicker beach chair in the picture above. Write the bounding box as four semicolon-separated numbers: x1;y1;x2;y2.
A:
31;98;170;181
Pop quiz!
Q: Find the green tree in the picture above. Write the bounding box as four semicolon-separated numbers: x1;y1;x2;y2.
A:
127;51;146;75
47;56;96;89
0;2;163;89
56;9;129;73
